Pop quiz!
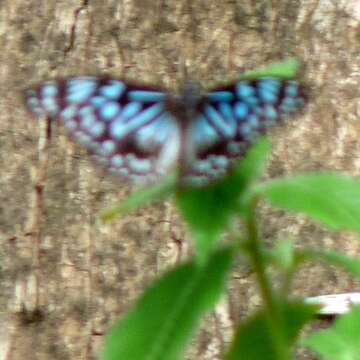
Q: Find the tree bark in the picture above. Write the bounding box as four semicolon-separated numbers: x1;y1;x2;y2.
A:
1;1;360;359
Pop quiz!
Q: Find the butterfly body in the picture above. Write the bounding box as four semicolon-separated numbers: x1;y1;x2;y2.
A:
25;74;306;187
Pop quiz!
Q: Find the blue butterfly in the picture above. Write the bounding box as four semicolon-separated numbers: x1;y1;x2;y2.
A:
24;75;306;186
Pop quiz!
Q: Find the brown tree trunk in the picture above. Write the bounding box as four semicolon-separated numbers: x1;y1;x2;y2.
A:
1;1;360;359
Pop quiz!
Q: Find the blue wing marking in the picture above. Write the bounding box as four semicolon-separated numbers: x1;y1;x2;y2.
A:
192;114;220;149
207;91;234;102
236;82;255;97
99;80;126;99
109;102;164;139
203;104;236;138
99;101;121;120
122;102;143;119
127;90;167;102
66;78;97;104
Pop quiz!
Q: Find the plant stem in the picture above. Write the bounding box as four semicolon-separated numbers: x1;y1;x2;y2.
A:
245;198;289;360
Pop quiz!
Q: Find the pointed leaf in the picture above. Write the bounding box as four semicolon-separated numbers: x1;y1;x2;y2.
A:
225;301;317;360
100;175;176;221
102;246;234;360
254;173;360;234
239;59;299;80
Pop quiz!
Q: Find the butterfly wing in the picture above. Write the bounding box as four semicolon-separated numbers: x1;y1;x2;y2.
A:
24;77;181;184
182;78;307;186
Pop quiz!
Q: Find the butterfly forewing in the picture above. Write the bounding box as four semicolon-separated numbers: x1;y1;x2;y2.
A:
181;78;307;186
25;77;180;184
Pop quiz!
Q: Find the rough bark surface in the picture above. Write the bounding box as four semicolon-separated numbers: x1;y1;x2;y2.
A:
1;0;360;359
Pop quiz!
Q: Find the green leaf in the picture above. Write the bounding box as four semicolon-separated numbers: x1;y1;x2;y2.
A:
239;59;299;80
102;246;234;360
100;175;176;221
175;138;270;262
254;173;360;234
225;301;317;360
304;306;360;360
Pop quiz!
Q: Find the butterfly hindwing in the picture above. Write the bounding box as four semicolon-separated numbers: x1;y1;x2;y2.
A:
25;77;180;184
182;78;307;186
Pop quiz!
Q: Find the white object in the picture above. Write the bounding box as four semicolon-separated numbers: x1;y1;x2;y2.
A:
305;292;360;315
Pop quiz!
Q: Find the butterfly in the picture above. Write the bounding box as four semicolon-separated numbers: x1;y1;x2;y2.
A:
24;74;306;187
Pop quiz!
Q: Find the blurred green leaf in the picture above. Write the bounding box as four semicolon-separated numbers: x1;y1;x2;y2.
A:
239;59;299;80
304;306;360;360
225;301;317;360
100;175;176;221
254;173;360;234
175;138;270;262
102;246;234;360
